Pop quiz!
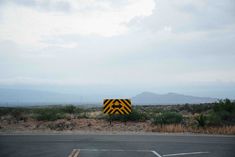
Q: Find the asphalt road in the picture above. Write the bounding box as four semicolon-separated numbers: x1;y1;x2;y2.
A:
0;133;234;157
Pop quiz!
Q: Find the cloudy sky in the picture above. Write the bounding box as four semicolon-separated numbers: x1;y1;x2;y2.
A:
0;0;235;98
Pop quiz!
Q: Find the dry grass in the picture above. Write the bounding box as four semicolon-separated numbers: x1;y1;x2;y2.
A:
189;125;235;135
150;124;188;133
1;118;235;135
150;124;235;135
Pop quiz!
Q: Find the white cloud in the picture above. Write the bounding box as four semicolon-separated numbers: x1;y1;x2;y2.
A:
0;0;235;98
0;0;155;47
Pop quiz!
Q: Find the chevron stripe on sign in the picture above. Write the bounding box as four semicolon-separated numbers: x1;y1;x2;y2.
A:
103;99;132;115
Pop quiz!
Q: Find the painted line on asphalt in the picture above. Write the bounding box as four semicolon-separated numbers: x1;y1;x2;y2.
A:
77;149;209;157
79;148;151;152
79;149;163;156
68;149;80;157
152;150;162;157
162;151;209;156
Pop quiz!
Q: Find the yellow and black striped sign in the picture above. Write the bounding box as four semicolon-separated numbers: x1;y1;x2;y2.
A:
103;99;132;115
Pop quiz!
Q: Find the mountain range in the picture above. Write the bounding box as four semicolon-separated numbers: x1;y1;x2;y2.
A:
0;88;217;106
132;92;217;105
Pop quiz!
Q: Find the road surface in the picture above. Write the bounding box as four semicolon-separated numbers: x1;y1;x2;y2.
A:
0;133;234;157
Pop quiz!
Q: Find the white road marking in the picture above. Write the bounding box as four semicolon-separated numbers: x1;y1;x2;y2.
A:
152;150;162;157
68;149;80;157
79;149;151;152
77;148;208;157
79;148;163;156
162;151;209;156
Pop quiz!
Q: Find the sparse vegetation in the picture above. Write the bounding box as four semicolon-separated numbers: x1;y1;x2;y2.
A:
0;105;85;121
33;108;65;121
0;99;235;134
153;112;183;126
105;108;148;122
62;105;76;114
195;114;207;128
207;99;235;126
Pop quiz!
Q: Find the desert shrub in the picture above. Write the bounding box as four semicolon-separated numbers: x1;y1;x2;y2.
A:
106;108;148;122
208;99;235;125
0;107;29;121
179;104;214;114
0;107;12;116
10;108;24;121
191;105;207;114
33;108;65;121
213;99;235;113
153;112;183;125
207;112;222;126
179;103;215;114
152;108;164;113
62;105;76;114
179;104;192;112
124;109;148;121
195;114;207;127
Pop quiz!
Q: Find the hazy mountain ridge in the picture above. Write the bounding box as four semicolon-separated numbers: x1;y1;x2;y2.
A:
0;88;81;104
0;88;218;106
132;92;217;105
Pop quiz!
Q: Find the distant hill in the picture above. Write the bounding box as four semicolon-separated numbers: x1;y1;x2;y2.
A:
0;88;218;106
0;88;82;105
132;92;217;105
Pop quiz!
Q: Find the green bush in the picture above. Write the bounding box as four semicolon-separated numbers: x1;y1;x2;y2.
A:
207;112;222;126
33;108;65;121
106;109;148;122
11;108;24;121
213;99;235;113
209;99;235;125
0;107;12;116
195;114;207;127
62;105;76;114
153;112;183;125
179;104;213;114
191;104;212;114
0;107;29;121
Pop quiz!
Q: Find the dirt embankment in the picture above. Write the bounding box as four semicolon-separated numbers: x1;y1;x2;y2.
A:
1;118;235;135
